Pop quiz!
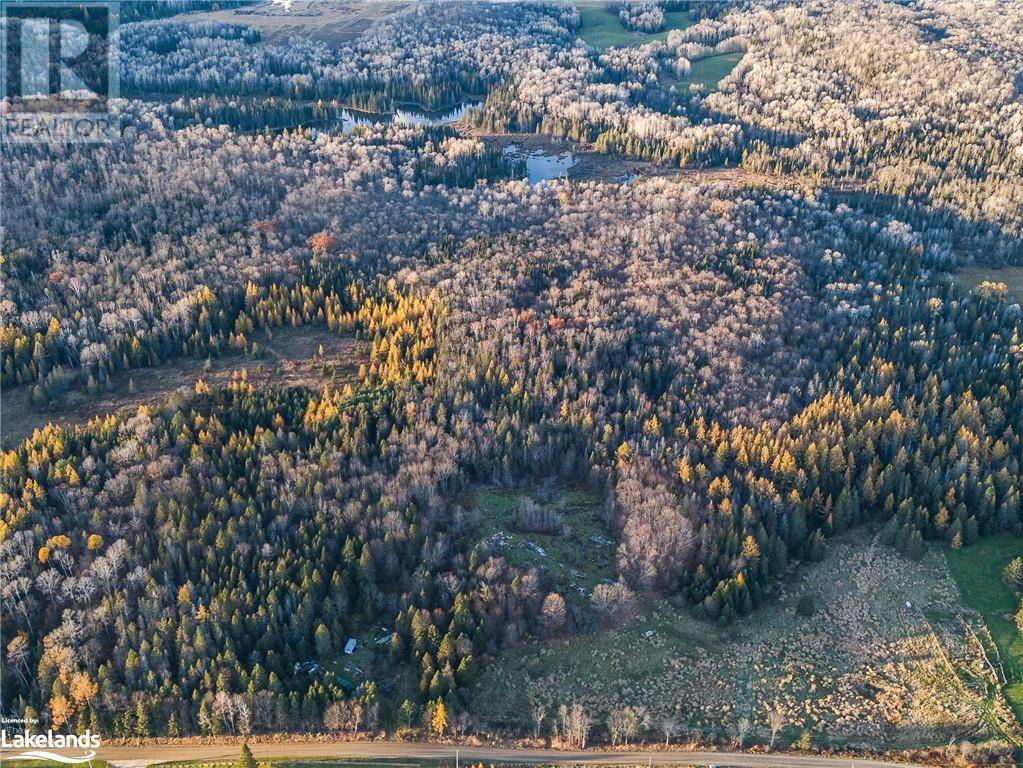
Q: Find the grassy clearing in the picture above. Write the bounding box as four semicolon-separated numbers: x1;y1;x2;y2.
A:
688;52;744;88
641;10;693;45
577;5;692;49
660;52;745;91
471;532;1016;748
153;0;410;46
955;265;1023;302
1;324;366;446
946;535;1023;724
467;483;613;601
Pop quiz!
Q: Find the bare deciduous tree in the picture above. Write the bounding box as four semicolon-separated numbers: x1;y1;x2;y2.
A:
558;703;592;748
659;714;679;746
734;716;751;749
527;680;549;740
767;707;786;748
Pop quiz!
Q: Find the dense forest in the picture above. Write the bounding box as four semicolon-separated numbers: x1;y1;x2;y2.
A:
113;0;1023;257
1;0;1022;749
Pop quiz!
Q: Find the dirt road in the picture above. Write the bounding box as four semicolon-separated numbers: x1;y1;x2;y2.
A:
0;740;925;768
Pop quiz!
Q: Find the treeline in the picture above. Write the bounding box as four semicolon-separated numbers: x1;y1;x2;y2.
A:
118;1;257;24
3;0;247;28
592;124;741;167
615;3;665;33
168;96;345;132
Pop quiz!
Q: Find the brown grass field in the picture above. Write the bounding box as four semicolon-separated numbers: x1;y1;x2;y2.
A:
1;324;365;445
955;265;1023;302
471;530;1019;750
155;1;410;46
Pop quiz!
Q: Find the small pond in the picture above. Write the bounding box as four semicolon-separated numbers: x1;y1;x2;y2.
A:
340;100;477;132
504;144;579;184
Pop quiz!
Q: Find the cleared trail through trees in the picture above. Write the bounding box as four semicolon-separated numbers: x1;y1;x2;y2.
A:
1;325;365;446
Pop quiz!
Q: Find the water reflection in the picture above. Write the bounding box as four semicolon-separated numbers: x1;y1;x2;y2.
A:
339;101;475;133
166;94;481;136
504;144;578;184
394;101;473;127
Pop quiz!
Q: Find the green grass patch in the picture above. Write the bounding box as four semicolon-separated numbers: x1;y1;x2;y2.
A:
660;52;744;91
956;266;1023;302
687;52;744;88
577;5;692;49
468;483;614;600
641;10;693;44
321;638;376;691
946;534;1023;723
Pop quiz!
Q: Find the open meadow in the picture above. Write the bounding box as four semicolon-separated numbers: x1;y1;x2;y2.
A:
576;4;692;49
660;53;746;90
465;484;614;602
471;532;1019;750
153;0;410;45
1;325;365;445
955;266;1023;303
946;536;1023;725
